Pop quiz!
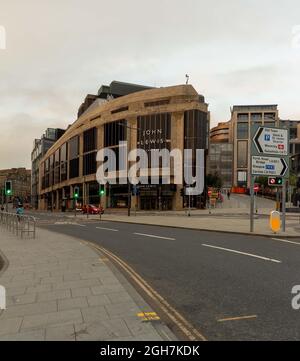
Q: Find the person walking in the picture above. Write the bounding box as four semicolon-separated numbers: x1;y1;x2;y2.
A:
227;190;231;200
16;202;24;221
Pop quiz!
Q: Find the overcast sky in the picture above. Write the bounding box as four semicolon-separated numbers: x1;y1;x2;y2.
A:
1;0;300;168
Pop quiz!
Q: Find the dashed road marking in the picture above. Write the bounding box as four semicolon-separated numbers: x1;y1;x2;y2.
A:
134;232;175;241
202;244;282;263
96;226;119;232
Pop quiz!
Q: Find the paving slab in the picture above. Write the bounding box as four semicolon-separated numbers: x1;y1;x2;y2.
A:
0;227;175;340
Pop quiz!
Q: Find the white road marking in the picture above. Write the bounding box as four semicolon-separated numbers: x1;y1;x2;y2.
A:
202;244;281;263
96;226;118;232
271;238;300;246
52;221;86;226
134;232;175;240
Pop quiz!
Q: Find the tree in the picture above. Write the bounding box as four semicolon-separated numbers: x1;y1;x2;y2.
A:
206;173;223;188
255;176;268;188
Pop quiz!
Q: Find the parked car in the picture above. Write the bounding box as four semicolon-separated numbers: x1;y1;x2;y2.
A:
82;204;104;215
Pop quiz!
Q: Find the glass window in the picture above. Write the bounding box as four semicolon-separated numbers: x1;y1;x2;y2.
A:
237;123;248;139
237;113;248;121
104;120;126;147
251;113;262;121
69;136;79;160
237;140;248;168
83;127;97;153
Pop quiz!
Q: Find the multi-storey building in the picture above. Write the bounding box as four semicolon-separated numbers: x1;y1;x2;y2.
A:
230;105;280;188
31;128;65;209
208;121;233;188
38;81;210;211
0;168;31;204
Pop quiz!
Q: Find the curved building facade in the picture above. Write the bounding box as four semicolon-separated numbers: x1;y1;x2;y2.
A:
38;83;209;211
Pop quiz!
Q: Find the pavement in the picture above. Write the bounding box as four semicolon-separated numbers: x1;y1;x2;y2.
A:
56;194;297;237
34;217;300;341
0;227;176;341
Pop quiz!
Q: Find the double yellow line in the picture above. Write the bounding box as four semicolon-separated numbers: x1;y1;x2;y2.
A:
85;241;207;341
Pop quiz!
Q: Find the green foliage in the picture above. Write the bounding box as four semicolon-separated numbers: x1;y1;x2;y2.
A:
255;176;268;188
206;173;223;188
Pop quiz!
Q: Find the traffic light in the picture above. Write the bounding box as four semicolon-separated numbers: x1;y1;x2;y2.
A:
5;180;12;196
73;186;79;199
99;184;105;196
268;177;283;186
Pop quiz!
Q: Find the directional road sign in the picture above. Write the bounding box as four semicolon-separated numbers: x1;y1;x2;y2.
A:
251;156;288;177
253;127;288;156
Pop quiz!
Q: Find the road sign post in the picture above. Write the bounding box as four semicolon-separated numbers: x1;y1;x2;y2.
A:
251;125;289;233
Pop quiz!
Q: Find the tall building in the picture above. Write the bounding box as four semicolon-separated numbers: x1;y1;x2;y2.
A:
0;168;31;205
38;82;209;211
208;121;233;188
31;128;65;209
230;105;280;188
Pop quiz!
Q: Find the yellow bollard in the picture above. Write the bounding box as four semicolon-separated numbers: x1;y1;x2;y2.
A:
270;211;281;233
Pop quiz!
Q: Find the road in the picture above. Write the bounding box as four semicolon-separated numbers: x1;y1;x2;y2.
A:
31;211;300;340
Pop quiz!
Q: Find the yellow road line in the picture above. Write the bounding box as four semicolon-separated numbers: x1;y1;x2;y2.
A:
218;315;257;322
85;241;206;341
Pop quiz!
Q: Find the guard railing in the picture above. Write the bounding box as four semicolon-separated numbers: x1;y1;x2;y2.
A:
0;212;36;239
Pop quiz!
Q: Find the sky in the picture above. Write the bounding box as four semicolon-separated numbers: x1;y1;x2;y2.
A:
1;0;300;168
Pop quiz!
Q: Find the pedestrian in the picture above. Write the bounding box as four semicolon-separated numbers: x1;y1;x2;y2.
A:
227;190;231;200
16;202;24;221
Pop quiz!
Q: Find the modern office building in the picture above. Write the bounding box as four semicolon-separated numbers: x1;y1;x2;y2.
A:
208;121;233;188
38;81;210;211
0;168;31;205
230;105;280;188
31;128;65;209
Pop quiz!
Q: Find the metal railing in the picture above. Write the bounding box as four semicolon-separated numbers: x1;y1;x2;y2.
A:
0;212;36;239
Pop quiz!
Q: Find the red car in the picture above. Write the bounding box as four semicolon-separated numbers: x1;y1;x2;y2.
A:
82;204;104;215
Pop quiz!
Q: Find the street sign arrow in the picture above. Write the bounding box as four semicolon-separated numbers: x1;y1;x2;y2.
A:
252;156;289;177
280;158;288;176
253;127;288;156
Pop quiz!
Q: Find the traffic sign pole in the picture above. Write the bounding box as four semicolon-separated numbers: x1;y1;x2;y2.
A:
282;179;286;232
250;176;254;233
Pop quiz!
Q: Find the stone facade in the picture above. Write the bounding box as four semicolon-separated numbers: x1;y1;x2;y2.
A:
38;83;209;211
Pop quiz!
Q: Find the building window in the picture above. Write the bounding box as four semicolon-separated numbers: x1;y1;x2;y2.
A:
264;113;275;121
237;140;248;168
184;109;209;179
104;120;126;147
237;171;247;186
251;113;262;121
60;143;68;182
69;136;79;179
83;127;97;153
237;122;248;139
111;106;128;114
53;149;60;184
237;113;248;121
83;152;97;175
144;99;170;107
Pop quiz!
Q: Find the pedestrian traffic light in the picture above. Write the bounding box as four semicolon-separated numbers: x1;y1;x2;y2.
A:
5;180;12;196
99;185;105;196
268;177;283;186
73;186;79;199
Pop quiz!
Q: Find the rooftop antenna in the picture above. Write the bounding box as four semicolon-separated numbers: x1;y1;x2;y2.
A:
185;74;189;85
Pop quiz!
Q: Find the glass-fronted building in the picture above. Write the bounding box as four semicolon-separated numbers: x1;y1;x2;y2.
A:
38;82;209;211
